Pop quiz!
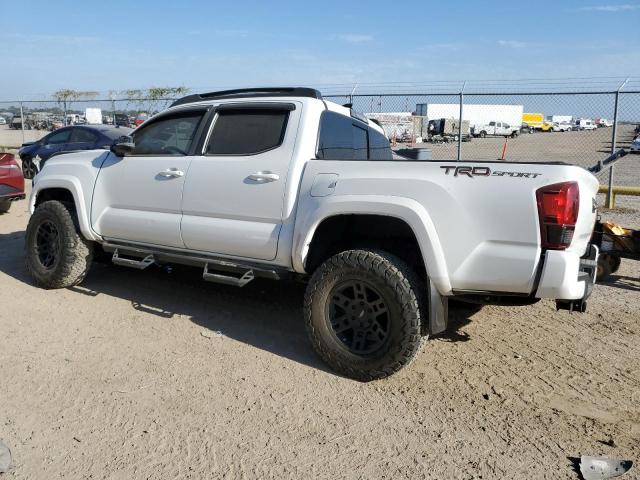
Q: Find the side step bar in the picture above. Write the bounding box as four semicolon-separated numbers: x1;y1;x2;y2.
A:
103;242;285;287
203;264;254;287
112;249;155;270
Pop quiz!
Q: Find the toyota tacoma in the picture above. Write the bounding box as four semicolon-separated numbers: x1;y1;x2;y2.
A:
25;87;599;380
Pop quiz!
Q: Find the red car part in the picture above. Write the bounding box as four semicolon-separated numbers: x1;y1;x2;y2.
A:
0;153;26;201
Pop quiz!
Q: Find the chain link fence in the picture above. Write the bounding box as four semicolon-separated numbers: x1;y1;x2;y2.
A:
1;83;639;208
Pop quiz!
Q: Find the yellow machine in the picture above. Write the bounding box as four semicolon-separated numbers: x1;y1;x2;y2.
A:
540;121;554;132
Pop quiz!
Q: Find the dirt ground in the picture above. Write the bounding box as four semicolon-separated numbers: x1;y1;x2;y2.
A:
0;181;639;479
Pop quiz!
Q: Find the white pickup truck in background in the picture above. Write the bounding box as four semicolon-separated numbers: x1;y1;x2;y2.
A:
473;121;520;138
26;87;599;380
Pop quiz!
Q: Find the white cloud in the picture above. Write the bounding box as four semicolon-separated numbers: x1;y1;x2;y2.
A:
579;4;640;11
498;40;529;49
332;34;374;44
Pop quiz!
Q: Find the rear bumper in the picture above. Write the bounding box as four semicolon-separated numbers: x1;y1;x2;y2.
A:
0;184;26;201
535;245;598;304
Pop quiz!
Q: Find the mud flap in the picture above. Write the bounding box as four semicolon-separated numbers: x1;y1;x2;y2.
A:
428;279;448;335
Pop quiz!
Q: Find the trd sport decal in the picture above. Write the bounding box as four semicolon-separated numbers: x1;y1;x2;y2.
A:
440;166;542;178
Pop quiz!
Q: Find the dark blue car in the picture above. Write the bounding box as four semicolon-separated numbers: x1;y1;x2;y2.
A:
19;125;133;179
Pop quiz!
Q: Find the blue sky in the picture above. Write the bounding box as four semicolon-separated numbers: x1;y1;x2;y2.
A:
1;0;639;99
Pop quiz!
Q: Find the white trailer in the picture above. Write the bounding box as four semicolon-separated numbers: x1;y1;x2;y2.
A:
417;103;523;132
85;108;103;125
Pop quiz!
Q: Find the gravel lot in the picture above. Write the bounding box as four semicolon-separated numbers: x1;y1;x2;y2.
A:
1;174;639;479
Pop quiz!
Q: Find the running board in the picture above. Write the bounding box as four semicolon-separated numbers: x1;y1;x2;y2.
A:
112;249;155;270
101;241;285;282
203;264;254;287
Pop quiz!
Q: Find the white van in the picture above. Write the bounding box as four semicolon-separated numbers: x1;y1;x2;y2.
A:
576;118;597;131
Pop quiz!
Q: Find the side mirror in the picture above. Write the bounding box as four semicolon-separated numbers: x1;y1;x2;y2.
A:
111;136;135;157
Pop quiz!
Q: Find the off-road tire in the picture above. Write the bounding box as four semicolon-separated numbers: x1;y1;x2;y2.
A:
25;200;93;288
0;200;11;213
304;249;425;381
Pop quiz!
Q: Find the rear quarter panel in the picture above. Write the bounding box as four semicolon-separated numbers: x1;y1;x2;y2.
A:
295;160;598;296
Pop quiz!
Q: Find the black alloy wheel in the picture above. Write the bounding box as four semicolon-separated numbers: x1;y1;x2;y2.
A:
35;220;60;269
326;280;390;355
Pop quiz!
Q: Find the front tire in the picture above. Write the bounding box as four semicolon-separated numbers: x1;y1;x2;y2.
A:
0;200;11;213
21;156;37;179
304;250;425;381
25;200;93;288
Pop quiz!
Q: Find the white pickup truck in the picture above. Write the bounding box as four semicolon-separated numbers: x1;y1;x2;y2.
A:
473;121;520;138
26;87;599;380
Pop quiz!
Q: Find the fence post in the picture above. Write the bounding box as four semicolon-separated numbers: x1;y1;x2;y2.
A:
457;81;466;161
19;101;25;144
606;78;628;208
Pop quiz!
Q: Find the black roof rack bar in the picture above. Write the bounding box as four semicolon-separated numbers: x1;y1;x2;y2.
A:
171;87;323;107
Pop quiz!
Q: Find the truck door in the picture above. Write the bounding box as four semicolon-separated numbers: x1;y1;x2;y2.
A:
180;102;301;261
91;108;208;248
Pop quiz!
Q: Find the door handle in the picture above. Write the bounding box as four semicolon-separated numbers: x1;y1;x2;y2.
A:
158;168;184;178
248;171;279;183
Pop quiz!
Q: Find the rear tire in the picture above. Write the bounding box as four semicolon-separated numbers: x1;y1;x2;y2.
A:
479;131;486;138
25;200;93;288
304;249;425;381
0;200;11;213
596;254;620;282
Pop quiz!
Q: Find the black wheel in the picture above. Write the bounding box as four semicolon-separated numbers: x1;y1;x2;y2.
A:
511;131;518;138
21;156;37;179
25;200;93;288
479;131;486;138
609;255;621;274
304;250;425;381
0;200;10;213
597;254;614;282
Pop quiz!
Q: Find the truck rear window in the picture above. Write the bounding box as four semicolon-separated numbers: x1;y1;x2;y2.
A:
207;109;289;155
317;111;392;161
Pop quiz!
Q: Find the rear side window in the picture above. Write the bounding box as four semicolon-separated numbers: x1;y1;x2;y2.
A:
369;128;393;160
70;128;98;143
317;111;354;160
132;111;204;155
317;111;392;161
46;129;71;145
207;109;289;155
353;125;368;160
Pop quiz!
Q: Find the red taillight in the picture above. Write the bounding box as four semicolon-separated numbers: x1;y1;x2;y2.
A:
536;182;579;250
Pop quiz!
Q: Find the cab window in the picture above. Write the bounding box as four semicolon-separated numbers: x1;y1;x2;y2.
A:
206;109;289;155
131;111;205;155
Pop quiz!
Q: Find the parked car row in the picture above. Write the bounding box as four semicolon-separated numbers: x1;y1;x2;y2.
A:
18;125;132;179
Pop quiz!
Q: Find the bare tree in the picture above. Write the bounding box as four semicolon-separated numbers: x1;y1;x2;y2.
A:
53;89;98;125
